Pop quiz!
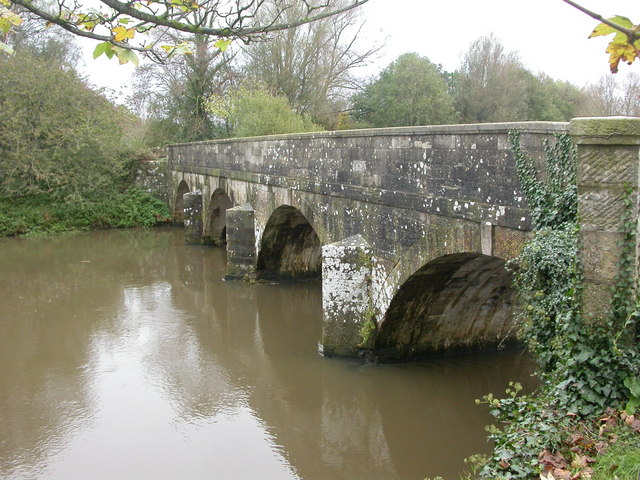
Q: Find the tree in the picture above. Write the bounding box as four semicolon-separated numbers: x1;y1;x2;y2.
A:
243;0;377;129
128;32;236;144
351;53;458;128
1;0;369;64
582;73;640;116
0;50;141;200
454;35;532;123
207;81;319;137
454;35;588;123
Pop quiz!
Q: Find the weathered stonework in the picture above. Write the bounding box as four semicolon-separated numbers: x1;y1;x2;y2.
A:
321;235;377;357
135;157;169;204
225;204;257;280
183;190;203;245
570;117;640;320
164;121;638;359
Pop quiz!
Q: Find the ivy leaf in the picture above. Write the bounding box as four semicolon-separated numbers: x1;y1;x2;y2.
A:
214;38;232;52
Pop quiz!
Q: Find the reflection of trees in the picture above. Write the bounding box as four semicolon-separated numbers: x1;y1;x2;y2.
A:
1;228;537;480
0;228;181;478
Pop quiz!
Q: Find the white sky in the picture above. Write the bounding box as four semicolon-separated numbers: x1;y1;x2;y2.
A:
78;0;640;99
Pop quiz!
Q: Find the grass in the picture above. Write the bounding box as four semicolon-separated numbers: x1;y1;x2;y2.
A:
592;425;640;480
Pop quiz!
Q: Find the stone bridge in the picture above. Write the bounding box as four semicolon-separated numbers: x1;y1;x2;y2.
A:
167;118;640;361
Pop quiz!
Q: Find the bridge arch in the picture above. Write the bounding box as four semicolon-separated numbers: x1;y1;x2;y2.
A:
374;252;516;361
173;180;191;224
257;205;322;280
204;188;233;246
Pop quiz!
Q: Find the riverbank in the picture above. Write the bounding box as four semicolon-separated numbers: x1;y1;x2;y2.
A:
456;400;640;480
0;188;171;237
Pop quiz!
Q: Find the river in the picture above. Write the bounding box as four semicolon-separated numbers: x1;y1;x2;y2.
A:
0;227;535;480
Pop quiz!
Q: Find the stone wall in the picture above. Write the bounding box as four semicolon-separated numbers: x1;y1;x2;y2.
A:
169;122;568;235
135;155;169;203
167;122;578;359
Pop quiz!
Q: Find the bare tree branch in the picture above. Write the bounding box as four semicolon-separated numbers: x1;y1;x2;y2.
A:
6;0;369;62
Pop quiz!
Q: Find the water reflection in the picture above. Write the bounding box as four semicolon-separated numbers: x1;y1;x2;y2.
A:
0;228;535;480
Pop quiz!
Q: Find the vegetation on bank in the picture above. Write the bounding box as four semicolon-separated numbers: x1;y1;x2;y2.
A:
0;189;170;237
436;133;640;480
0;47;170;238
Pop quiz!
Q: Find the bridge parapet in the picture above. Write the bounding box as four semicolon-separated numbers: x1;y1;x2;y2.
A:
169;122;568;242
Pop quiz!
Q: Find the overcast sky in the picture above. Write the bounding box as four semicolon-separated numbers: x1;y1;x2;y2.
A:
79;0;640;98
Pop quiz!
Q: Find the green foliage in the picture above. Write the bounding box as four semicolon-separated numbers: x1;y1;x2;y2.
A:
454;36;587;123
351;53;458;127
358;316;376;346
509;227;578;371
0;188;170;237
474;383;572;480
0;51;142;200
208;82;320;138
624;376;640;415
508;131;579;371
474;132;640;479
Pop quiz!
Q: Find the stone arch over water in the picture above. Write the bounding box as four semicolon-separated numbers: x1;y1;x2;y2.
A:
205;188;233;246
257;205;322;280
374;253;517;361
173;180;191;224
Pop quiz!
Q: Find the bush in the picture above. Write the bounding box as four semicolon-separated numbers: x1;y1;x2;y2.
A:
0;189;170;237
0;51;143;200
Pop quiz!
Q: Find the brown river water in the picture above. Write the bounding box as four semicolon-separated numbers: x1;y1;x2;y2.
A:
0;227;535;480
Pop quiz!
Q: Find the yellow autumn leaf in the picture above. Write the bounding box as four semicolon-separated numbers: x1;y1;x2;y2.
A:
112;25;135;42
605;41;638;73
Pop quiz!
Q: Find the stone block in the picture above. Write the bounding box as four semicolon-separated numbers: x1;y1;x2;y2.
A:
578;188;628;232
320;235;376;357
183;190;203;245
570;117;640;145
579;230;623;285
225;204;257;280
577;145;637;187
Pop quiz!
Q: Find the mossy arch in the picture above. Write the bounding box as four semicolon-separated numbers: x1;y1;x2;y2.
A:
257;205;322;280
374;252;517;361
173;180;191;224
204;188;233;246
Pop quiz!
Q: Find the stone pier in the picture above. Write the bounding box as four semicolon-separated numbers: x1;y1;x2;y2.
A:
571;117;640;320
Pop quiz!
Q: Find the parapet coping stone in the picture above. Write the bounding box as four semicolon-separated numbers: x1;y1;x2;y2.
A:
168;122;570;147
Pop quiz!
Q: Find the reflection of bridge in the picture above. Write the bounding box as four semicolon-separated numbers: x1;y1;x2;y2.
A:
167;118;640;360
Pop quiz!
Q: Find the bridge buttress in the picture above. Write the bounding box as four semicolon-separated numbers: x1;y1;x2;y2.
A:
184;190;204;245
571;117;640;320
320;235;380;358
225;204;258;280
